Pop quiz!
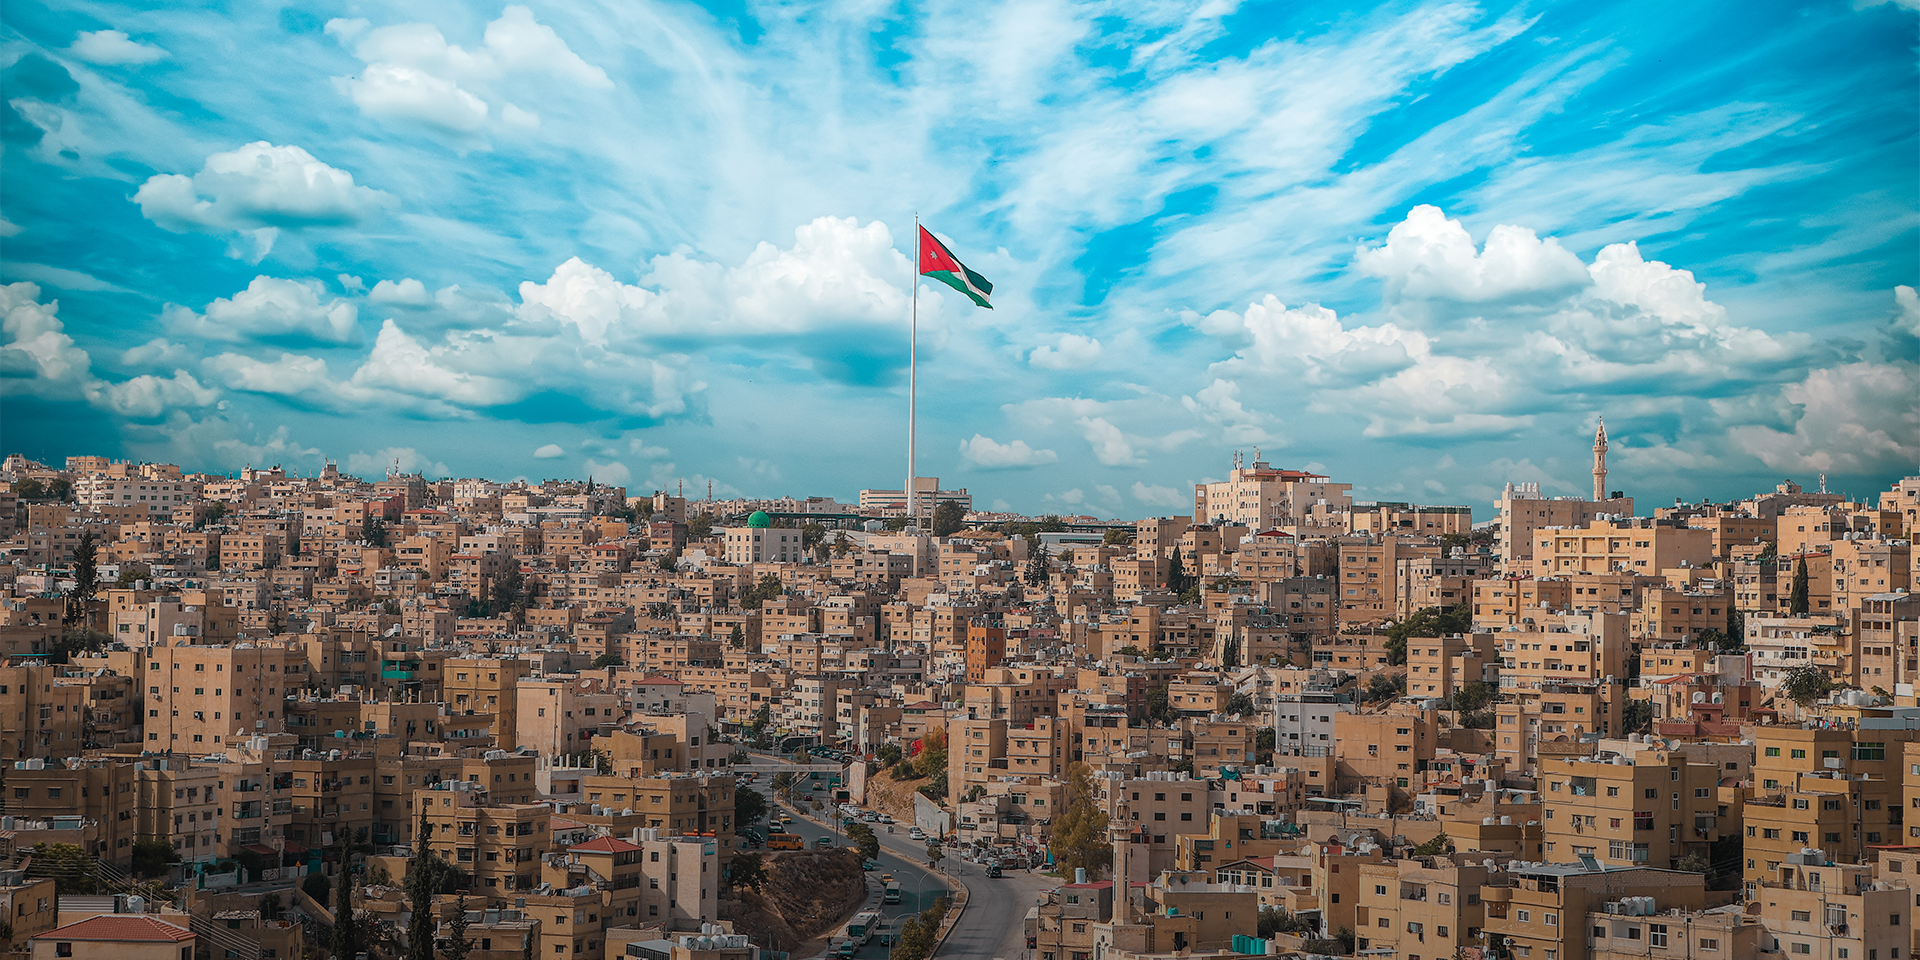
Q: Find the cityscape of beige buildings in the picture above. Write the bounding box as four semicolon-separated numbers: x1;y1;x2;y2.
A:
0;430;1916;960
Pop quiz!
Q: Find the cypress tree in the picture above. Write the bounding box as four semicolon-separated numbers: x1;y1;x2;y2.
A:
1790;557;1810;615
331;855;358;960
407;809;436;960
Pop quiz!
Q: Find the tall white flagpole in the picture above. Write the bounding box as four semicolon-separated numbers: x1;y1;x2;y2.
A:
908;216;918;532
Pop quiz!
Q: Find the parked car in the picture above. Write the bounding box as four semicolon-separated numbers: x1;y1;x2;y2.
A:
908;827;926;840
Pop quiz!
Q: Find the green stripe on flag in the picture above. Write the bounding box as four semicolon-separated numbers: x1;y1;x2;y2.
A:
926;269;993;309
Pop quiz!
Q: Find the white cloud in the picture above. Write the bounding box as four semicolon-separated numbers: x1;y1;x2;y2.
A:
133;142;389;258
1132;481;1186;507
958;434;1058;469
1181;378;1271;443
1029;333;1103;369
1894;286;1920;338
202;352;339;398
348;319;514;409
1197;295;1423;386
167;276;360;344
122;338;196;369
338;63;491;140
327;5;610;143
0;281;94;401
370;277;433;307
1077;416;1140;466
100;370;218;419
1728;361;1920;476
533;443;565;458
69;30;169;65
347;447;450;477
582;458;632;486
1356;204;1589;302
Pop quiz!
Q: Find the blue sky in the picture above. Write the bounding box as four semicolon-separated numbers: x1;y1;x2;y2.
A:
2;0;1916;517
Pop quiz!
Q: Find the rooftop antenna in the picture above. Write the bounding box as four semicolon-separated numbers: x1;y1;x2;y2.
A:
1819;473;1827;494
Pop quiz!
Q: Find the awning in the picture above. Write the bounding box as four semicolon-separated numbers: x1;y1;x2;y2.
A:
244;845;278;856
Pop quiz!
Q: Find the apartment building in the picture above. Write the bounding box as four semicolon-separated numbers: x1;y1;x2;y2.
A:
1538;743;1729;869
145;642;306;749
1354;856;1493;959
1496;481;1635;575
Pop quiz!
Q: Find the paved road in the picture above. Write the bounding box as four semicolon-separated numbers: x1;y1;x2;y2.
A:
747;754;1057;960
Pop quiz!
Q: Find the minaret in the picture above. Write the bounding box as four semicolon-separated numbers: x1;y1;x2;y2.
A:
1592;417;1609;502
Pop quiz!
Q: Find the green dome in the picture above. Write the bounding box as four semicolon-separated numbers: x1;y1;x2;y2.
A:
747;510;772;528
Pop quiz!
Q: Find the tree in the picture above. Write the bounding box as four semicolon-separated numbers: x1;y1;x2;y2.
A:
1448;682;1495;714
847;822;880;862
1410;832;1452;857
742;574;785;610
1048;764;1111;881
1789;557;1810;615
65;530;99;628
1620;699;1654;734
590;653;623;669
832;532;855;557
729;853;766;891
925;842;943;870
1102;528;1135;546
31;843;99;895
1675;852;1710;876
260;893;284;921
445;893;472;960
364;517;390;548
729;624;746;648
802;521;827;553
931;501;966;538
1782;664;1835;705
131;838;180;878
1258;907;1318;938
303;871;332;903
333;854;360;960
1364;673;1404;703
1145;685;1177;725
877;742;903;767
1383;600;1472;666
1224;692;1256;718
1166;549;1191;595
406;811;437;960
688;514;714;539
734;787;768;831
1024;543;1051;588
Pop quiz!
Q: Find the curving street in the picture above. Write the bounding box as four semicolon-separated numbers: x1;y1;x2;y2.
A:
744;757;1056;960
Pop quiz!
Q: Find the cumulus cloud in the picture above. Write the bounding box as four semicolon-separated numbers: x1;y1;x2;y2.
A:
369;277;432;306
582;458;632;485
1;282;94;401
202;352;339;399
1728;361;1920;476
1181;378;1271;443
133;142;389;258
959;434;1058;468
1893;286;1919;338
1077;416;1140;466
1356;204;1589;302
69;30;169;65
1131;481;1187;507
1029;333;1103;369
327;5;610;143
122;338;196;369
100;370;218;419
349;319;515;409
518;216;923;383
533;443;564;458
166;276;360;344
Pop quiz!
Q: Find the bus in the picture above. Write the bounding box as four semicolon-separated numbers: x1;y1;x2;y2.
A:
767;833;804;850
845;911;880;945
883;881;902;904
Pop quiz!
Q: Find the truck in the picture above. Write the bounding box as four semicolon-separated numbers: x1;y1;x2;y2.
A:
883;881;902;904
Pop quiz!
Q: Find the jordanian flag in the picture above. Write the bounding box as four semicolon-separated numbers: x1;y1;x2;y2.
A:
918;226;993;309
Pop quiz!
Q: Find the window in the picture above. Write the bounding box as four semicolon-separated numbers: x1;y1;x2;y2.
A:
1856;743;1887;761
1516;910;1530;922
1650;924;1668;948
1791;945;1810;955
1699;939;1719;950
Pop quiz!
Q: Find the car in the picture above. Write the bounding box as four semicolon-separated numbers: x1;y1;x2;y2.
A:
908;828;926;840
879;874;894;885
836;942;856;959
986;863;1003;878
861;859;879;871
814;837;835;848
